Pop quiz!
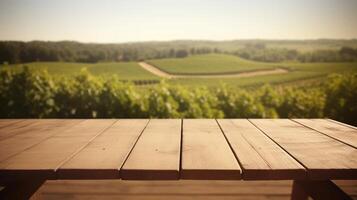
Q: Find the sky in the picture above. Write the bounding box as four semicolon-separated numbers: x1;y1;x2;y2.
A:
0;0;357;43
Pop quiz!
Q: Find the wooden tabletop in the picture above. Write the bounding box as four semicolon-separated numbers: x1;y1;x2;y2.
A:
0;119;356;181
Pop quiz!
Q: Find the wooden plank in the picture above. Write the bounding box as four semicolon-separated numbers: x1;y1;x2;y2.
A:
121;119;181;180
0;119;116;181
250;119;357;180
181;119;241;180
32;180;357;200
0;119;47;141
58;119;149;179
37;180;296;200
328;119;357;130
293;119;357;148
37;180;295;195
0;119;83;162
0;119;24;129
217;119;305;180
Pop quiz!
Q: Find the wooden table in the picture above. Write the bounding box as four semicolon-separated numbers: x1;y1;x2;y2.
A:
0;119;356;200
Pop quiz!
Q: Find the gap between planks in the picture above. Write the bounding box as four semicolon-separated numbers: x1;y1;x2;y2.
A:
57;119;151;179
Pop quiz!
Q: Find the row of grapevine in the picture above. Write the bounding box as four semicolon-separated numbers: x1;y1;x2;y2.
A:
0;67;356;125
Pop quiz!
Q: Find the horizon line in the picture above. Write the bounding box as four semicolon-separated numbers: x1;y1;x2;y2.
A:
1;38;357;45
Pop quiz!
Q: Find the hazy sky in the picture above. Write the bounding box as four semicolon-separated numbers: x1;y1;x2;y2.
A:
0;0;357;43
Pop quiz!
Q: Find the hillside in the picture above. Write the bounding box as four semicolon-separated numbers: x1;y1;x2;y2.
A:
148;54;276;75
2;54;357;88
3;62;160;80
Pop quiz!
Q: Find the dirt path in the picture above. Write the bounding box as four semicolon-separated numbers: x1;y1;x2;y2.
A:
139;62;174;78
139;62;289;79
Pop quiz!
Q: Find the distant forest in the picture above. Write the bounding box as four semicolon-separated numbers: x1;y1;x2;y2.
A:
1;40;357;64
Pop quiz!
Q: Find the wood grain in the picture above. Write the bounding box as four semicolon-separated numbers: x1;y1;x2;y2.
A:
217;119;305;180
0;119;356;182
328;119;357;130
34;180;357;200
0;119;116;180
181;119;241;180
0;119;55;141
58;119;149;179
0;119;83;162
250;119;357;180
293;119;357;148
0;119;24;129
121;119;181;180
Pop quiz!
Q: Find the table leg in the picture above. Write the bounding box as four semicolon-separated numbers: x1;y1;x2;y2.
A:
0;179;45;200
291;180;308;200
291;180;352;200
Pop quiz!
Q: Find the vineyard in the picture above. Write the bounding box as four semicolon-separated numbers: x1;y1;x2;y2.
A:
149;54;357;87
148;54;276;75
1;41;357;124
4;62;159;80
0;67;356;125
2;53;357;88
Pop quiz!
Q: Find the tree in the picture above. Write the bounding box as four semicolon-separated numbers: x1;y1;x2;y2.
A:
175;49;188;58
169;49;176;57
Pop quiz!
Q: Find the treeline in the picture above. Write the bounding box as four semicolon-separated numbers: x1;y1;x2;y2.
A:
2;41;357;64
1;67;356;125
0;41;217;64
233;43;357;62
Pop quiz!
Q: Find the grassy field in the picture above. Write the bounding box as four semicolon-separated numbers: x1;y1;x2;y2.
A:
147;54;357;87
283;62;357;73
169;62;357;87
2;62;160;80
2;54;357;88
149;54;357;76
168;71;324;87
148;54;276;75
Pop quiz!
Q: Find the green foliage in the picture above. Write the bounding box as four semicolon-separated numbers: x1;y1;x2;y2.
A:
323;74;357;125
175;49;189;58
277;88;325;118
97;77;145;118
234;46;299;62
168;86;223;118
0;41;216;63
0;66;56;118
2;40;357;64
255;85;280;117
234;45;357;63
0;67;356;125
146;84;180;118
144;83;222;118
216;86;267;118
65;69;102;118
